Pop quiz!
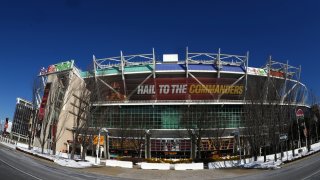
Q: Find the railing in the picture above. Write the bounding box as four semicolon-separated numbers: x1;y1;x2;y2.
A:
11;132;29;143
94;99;244;105
0;135;17;145
93;99;309;107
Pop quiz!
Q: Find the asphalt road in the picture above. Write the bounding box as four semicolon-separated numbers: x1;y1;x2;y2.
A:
0;144;124;180
234;152;320;180
1;142;320;180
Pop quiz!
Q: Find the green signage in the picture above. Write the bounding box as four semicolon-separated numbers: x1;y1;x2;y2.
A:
54;60;73;72
44;60;74;74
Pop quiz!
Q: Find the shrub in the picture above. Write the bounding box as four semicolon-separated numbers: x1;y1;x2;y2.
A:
146;158;192;164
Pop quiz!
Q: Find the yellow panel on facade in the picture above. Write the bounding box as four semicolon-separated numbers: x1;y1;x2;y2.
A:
93;136;104;145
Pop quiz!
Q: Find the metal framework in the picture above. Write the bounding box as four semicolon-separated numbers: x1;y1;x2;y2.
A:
93;51;154;70
93;49;155;101
33;75;48;108
88;48;309;106
186;48;247;66
186;48;248;101
263;56;307;104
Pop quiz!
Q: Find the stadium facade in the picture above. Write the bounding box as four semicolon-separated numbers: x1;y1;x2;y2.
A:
32;49;309;158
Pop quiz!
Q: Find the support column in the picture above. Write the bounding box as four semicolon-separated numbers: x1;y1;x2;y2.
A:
104;133;110;159
186;47;189;78
120;51;127;99
80;145;83;157
217;48;221;78
152;48;156;79
244;51;249;101
190;130;196;160
103;134;107;159
100;146;103;159
67;143;69;154
145;130;151;159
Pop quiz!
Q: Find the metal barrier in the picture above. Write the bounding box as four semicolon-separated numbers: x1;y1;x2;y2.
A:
11;132;29;143
0;135;17;145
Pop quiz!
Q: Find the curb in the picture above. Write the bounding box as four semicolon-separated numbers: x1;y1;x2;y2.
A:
282;149;320;164
16;147;54;162
0;142;16;150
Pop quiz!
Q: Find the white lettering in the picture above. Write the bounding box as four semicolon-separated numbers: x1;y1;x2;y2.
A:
150;85;156;94
137;85;144;94
137;85;155;95
170;84;187;94
171;85;178;94
143;85;149;94
163;85;170;94
159;85;166;94
181;84;187;93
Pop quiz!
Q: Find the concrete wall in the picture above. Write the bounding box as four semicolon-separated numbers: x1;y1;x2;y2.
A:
33;69;86;154
55;71;85;153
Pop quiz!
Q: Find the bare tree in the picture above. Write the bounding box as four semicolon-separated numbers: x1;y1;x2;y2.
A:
243;76;269;161
130;130;146;158
32;71;74;155
49;73;74;155
180;105;217;160
29;77;42;150
35;80;62;154
310;91;319;144
68;75;104;160
69;82;91;159
119;120;146;158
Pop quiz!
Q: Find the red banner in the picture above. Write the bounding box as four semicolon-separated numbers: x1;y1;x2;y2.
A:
106;77;243;101
38;83;51;121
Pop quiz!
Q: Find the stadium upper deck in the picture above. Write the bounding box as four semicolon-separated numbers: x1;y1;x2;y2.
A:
74;48;307;106
37;48;308;107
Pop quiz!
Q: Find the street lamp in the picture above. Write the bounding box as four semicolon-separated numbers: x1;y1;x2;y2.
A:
95;128;108;165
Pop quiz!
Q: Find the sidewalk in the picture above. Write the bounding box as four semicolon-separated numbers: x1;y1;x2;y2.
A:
1;135;320;179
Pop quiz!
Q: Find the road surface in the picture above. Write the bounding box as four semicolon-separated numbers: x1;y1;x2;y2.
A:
1;142;320;180
0;143;124;180
234;152;320;180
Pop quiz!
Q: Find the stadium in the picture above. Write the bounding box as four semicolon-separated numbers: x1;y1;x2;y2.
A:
35;48;309;159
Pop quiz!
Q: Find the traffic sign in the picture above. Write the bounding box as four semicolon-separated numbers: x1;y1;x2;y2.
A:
279;134;288;141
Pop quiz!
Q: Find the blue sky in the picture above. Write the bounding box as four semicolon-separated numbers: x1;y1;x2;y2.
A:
0;0;320;121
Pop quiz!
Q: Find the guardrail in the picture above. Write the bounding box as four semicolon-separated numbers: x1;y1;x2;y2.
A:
11;132;29;143
94;99;308;107
0;135;17;146
94;99;244;105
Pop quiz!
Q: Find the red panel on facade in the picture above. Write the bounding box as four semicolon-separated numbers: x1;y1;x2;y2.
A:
38;83;51;121
107;77;244;101
270;70;284;78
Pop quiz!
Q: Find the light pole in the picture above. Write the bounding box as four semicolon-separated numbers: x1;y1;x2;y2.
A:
95;128;108;164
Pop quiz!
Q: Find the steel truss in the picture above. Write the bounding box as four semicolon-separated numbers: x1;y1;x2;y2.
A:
93;50;155;70
186;48;249;101
91;48;307;106
33;75;47;108
263;56;307;105
93;49;156;101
